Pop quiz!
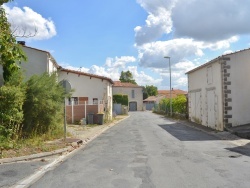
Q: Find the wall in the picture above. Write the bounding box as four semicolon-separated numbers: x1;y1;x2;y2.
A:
113;86;143;111
20;47;48;79
59;70;113;120
228;50;250;126
188;61;224;130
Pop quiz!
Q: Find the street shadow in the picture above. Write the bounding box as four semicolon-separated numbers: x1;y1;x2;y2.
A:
225;143;250;158
159;123;220;141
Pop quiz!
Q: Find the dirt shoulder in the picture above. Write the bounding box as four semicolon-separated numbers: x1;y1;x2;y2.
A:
0;115;128;162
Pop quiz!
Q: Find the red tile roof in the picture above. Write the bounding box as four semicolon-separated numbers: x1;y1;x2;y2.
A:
113;81;142;88
60;68;114;84
158;89;187;98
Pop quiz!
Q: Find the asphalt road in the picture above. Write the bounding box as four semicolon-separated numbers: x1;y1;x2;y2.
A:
27;111;250;187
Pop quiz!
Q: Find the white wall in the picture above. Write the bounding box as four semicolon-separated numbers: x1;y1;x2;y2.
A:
113;86;143;111
228;50;250;126
188;61;224;130
58;70;113;118
20;47;48;79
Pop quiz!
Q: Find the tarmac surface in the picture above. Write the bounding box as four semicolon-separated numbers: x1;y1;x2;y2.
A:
1;113;250;187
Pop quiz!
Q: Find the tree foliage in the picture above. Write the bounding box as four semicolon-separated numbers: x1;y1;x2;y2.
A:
22;73;65;137
155;95;187;115
0;5;26;83
113;94;128;106
143;85;158;99
119;70;137;84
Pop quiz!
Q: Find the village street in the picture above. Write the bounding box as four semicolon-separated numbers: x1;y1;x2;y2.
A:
2;111;250;188
27;111;250;188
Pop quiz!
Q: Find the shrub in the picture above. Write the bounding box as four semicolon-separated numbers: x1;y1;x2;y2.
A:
22;73;65;137
113;94;128;106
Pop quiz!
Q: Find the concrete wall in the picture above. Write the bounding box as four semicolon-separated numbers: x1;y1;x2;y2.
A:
227;50;250;126
188;60;224;130
0;46;58;86
59;70;113;120
113;86;143;111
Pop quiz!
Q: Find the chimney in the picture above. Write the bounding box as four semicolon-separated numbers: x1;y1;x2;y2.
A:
17;41;25;46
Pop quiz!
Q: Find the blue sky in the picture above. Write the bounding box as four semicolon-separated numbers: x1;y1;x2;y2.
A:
3;0;250;90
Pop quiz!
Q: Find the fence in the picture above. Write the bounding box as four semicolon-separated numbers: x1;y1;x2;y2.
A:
66;100;104;124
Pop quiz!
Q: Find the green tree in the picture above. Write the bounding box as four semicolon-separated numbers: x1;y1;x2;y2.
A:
119;70;137;84
22;73;65;137
142;85;158;100
0;4;26;83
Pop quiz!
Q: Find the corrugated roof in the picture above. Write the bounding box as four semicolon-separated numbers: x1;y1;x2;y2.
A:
186;48;250;74
60;68;114;84
113;81;143;88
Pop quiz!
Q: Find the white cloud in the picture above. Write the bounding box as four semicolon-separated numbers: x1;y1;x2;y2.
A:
134;0;175;46
4;5;56;40
172;0;250;41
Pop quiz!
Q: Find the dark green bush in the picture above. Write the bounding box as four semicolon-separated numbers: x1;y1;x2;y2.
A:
113;94;128;106
22;73;65;137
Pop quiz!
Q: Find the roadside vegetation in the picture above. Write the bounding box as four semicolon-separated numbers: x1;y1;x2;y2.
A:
153;94;188;119
0;0;68;157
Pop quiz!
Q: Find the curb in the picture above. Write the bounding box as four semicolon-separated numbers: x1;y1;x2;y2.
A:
0;115;129;165
7;115;130;188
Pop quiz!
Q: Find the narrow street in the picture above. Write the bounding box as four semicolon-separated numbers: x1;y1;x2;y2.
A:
21;112;250;187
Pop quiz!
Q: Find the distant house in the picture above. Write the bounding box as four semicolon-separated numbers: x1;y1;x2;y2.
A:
113;81;143;111
58;68;113;123
0;43;59;86
143;95;166;111
186;48;250;131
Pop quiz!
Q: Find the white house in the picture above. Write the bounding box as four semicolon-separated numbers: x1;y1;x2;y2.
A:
113;81;143;111
186;48;250;131
58;68;113;123
0;42;59;86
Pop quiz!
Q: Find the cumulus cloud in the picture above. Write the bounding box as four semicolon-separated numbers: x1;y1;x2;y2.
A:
137;39;204;68
134;0;174;46
4;5;56;40
172;0;250;41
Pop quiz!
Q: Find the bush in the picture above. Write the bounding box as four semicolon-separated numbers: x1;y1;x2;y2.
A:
113;94;128;106
22;73;65;137
155;95;187;116
0;83;25;139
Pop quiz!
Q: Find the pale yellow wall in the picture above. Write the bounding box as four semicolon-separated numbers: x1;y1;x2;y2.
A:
113;86;143;111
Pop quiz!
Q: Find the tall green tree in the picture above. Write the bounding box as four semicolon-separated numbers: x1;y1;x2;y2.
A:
119;70;137;84
143;85;158;99
0;3;26;83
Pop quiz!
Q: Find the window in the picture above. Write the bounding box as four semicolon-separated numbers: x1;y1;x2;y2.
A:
68;97;78;105
93;98;98;104
132;90;135;98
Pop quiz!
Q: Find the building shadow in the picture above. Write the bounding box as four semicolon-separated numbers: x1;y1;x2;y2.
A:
225;143;250;158
158;123;220;141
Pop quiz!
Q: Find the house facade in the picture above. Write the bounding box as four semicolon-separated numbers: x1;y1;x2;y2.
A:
187;48;250;131
0;43;59;86
143;95;166;111
113;81;143;111
58;68;113;123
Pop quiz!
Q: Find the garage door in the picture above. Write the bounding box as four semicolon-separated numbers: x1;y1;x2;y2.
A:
129;102;137;111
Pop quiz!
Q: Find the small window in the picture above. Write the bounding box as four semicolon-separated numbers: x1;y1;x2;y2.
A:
93;98;98;104
68;97;78;105
132;90;135;98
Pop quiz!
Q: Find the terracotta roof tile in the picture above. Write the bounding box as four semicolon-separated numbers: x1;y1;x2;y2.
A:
113;81;142;88
60;68;114;84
